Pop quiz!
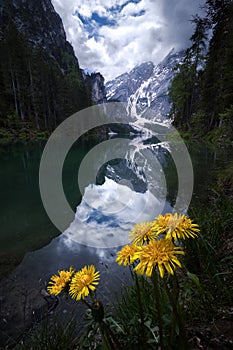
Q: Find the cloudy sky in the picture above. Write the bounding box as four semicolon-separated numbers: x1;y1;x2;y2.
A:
51;0;205;82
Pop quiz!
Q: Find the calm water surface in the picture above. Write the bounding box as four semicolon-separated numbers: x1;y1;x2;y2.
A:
0;132;232;345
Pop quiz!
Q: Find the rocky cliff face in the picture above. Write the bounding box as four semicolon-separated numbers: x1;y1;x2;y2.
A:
90;73;106;104
0;0;77;71
106;49;184;122
82;72;106;104
0;0;91;133
8;0;107;105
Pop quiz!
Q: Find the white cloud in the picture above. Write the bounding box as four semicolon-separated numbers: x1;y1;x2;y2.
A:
120;1;144;17
51;0;205;81
62;177;164;248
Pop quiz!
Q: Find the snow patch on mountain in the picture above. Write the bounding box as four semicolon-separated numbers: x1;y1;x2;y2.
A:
106;49;184;122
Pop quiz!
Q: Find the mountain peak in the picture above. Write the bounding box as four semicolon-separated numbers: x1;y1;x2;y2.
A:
105;60;154;102
106;50;184;121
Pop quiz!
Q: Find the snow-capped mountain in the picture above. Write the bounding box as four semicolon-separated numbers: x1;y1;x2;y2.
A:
106;49;184;122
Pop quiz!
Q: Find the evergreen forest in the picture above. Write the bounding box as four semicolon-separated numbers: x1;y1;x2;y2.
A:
0;1;91;142
169;0;233;143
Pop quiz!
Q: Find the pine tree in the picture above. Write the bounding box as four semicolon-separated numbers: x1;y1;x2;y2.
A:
169;15;208;129
0;1;91;136
201;0;233;130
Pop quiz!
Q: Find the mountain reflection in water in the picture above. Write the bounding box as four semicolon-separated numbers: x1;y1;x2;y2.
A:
1;124;226;346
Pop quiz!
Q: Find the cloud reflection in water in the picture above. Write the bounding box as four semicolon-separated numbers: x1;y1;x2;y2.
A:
62;177;165;249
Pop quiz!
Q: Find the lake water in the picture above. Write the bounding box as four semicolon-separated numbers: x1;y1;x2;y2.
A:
0;126;232;346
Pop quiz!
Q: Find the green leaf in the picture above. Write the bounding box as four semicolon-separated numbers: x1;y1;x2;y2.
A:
187;271;200;288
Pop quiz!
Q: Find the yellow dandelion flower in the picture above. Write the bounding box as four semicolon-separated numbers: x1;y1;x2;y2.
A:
116;244;141;266
152;213;172;234
47;266;74;296
153;213;181;234
69;265;100;301
129;221;159;245
165;214;200;241
175;215;200;239
134;239;184;278
153;213;200;241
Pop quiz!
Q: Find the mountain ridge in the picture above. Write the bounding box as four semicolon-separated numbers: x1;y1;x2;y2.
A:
106;49;184;122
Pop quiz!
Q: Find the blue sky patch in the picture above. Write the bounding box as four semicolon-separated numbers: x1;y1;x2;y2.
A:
86;208;121;227
75;1;144;41
76;0;143;30
132;9;145;17
91;12;116;27
76;9;118;40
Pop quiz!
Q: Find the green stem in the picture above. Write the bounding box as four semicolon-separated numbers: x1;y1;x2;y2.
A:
81;298;92;309
170;273;179;344
170;309;175;345
134;273;147;350
99;322;113;350
129;264;135;280
151;269;165;350
163;276;189;350
90;290;96;303
101;320;122;349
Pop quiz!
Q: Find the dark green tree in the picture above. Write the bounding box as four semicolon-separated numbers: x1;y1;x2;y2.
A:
201;0;233;130
169;15;208;129
0;1;91;136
